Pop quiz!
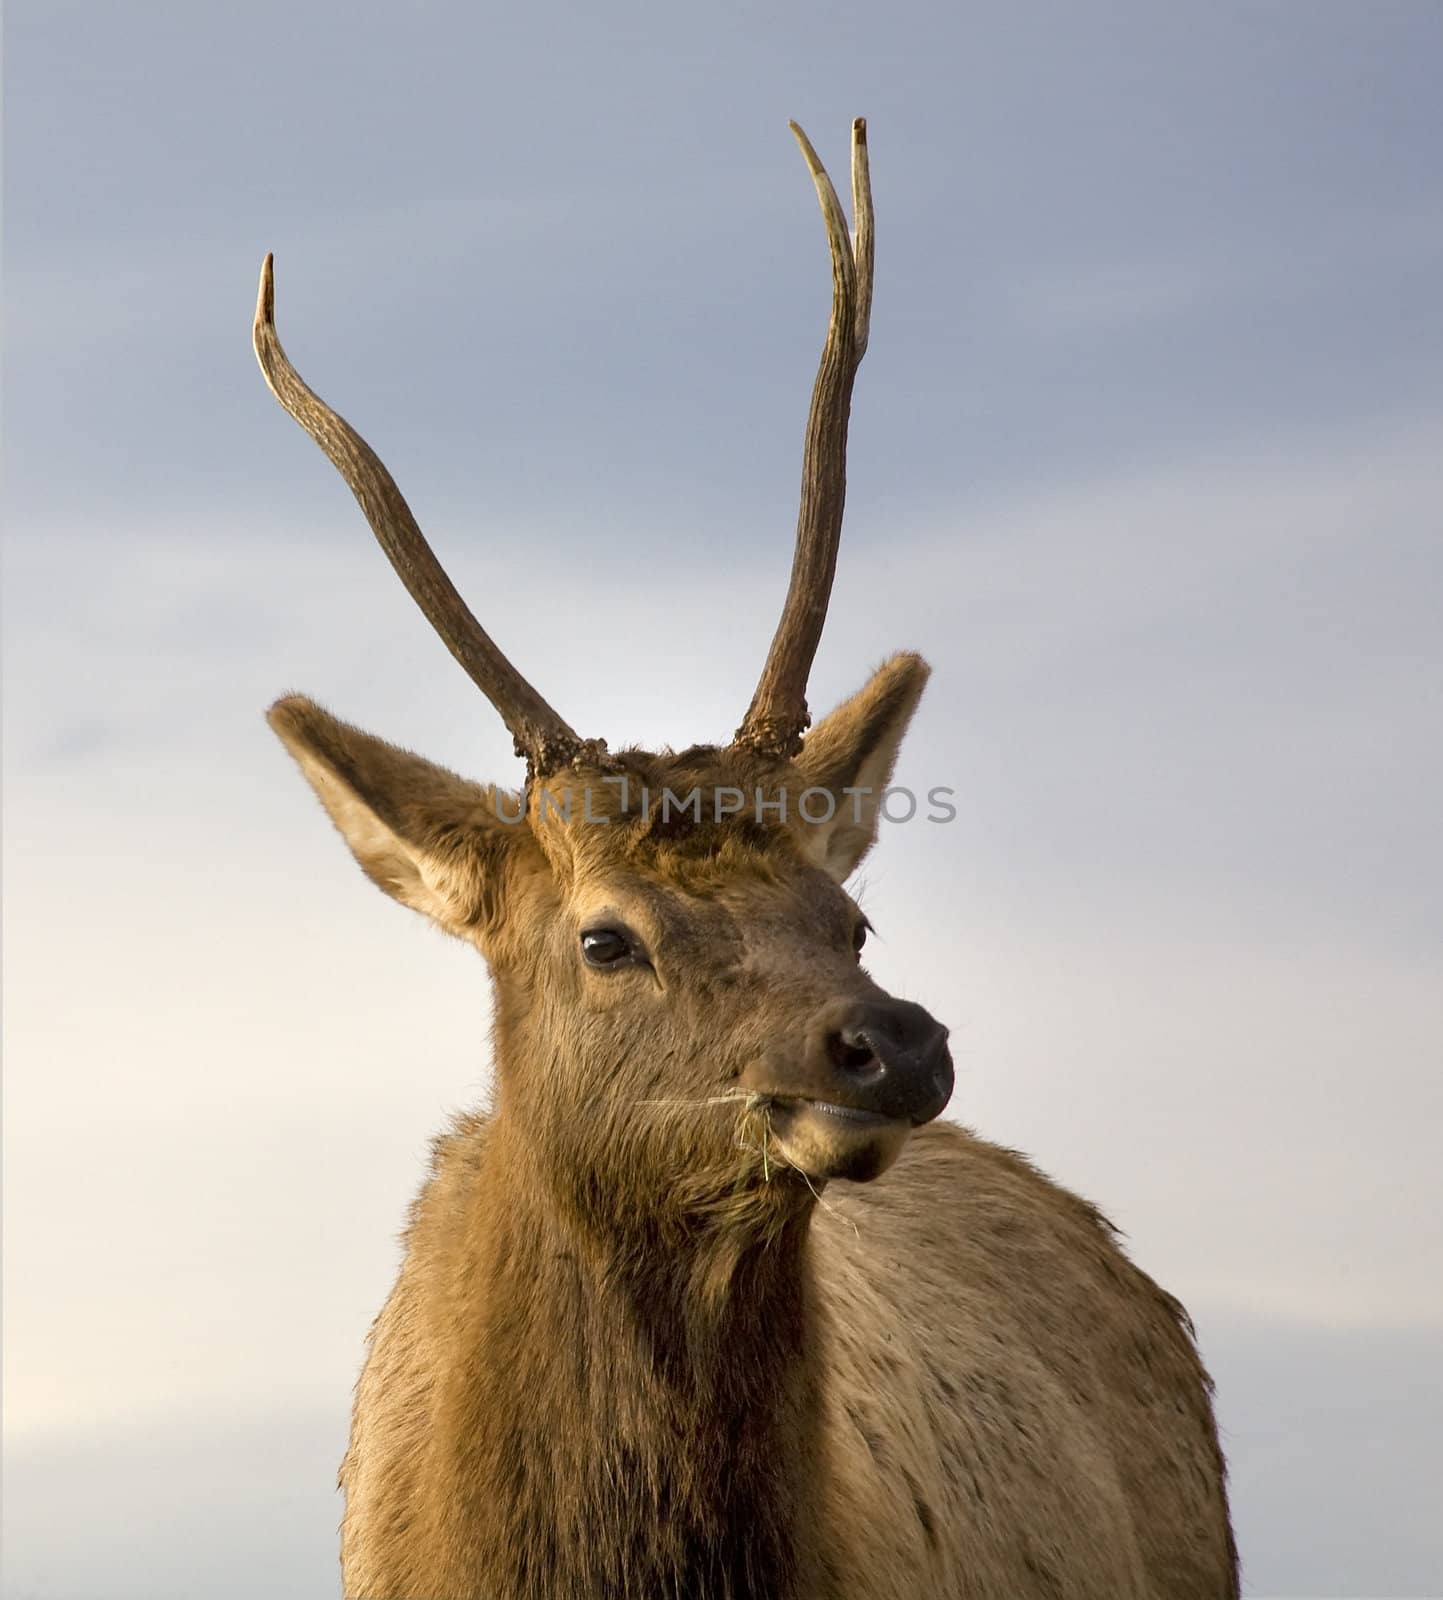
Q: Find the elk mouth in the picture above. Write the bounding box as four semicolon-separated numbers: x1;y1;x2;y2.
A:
763;1096;913;1184
800;1099;893;1126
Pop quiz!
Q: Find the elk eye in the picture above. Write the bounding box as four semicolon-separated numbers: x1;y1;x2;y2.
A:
852;921;869;957
581;928;632;968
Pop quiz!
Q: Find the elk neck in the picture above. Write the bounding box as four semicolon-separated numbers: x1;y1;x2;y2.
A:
430;1065;832;1596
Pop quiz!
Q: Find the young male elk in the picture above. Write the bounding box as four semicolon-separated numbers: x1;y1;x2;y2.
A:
256;120;1238;1600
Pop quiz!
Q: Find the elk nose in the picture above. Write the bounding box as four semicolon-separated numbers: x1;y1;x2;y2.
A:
826;999;953;1125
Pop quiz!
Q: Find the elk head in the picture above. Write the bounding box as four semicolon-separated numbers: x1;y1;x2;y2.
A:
258;121;953;1233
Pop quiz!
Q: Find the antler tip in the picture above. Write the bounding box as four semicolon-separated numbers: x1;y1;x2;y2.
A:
787;119;825;175
852;116;867;143
255;252;276;333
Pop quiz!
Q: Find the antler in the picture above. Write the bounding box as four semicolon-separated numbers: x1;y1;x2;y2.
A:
733;117;875;761
252;254;600;777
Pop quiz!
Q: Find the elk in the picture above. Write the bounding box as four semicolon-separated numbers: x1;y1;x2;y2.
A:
255;120;1238;1600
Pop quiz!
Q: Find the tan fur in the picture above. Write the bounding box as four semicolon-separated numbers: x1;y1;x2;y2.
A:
268;652;1238;1599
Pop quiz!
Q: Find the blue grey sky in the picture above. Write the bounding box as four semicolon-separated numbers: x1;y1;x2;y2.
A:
4;2;1441;1596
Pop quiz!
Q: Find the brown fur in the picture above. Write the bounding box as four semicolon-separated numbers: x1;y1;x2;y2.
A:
268;653;1238;1598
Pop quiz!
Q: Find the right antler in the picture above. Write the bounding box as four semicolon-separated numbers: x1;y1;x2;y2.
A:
733;118;875;762
252;254;599;777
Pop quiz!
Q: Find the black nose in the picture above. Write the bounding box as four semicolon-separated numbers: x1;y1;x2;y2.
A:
826;999;953;1124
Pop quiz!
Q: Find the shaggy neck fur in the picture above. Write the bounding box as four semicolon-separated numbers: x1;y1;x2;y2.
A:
425;1105;830;1600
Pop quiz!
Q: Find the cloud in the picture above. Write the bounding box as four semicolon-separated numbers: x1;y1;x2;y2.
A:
1207;1315;1443;1597
4;1409;346;1600
6;3;1442;1587
999;208;1443;340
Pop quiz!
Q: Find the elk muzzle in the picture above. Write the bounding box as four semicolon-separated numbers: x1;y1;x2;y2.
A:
743;996;954;1182
824;999;954;1124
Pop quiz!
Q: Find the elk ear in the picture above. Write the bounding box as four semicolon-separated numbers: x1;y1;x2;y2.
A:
267;695;524;938
792;653;930;882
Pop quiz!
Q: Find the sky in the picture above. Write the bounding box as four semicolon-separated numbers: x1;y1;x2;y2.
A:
4;1;1442;1595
